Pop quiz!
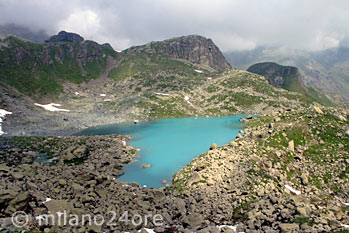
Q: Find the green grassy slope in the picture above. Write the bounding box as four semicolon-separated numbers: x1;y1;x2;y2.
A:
0;36;117;96
106;64;317;121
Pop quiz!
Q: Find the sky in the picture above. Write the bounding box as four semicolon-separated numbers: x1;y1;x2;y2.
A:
0;0;348;52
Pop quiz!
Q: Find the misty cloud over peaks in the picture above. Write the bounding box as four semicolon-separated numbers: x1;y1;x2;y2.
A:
0;0;348;52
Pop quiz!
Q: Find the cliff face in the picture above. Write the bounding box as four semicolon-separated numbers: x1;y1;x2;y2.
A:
155;35;231;71
247;62;304;89
10;38;107;67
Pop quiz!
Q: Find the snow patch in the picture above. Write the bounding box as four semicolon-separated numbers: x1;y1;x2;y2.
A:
0;109;12;117
218;225;237;231
218;224;244;233
184;96;192;105
194;69;203;73
137;228;155;233
46;157;58;163
100;94;106;97
35;103;70;112
154;92;170;96
0;109;12;136
74;92;79;95
285;185;301;195
42;198;52;203
341;224;349;228
207;77;212;80
104;99;112;102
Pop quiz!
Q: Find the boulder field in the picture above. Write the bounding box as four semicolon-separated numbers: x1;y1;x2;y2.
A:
0;106;348;232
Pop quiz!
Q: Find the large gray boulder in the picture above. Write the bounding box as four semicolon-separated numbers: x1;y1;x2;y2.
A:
5;192;29;215
44;200;68;214
280;223;299;232
187;172;203;186
182;213;207;230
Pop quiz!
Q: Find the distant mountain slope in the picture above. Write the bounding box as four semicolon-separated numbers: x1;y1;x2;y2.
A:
247;62;332;106
224;46;349;102
311;47;349;101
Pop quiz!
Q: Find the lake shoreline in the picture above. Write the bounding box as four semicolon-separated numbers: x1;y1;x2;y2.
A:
78;115;247;188
1;101;253;137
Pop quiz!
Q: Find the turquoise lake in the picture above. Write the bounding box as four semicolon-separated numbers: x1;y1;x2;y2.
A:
79;115;246;188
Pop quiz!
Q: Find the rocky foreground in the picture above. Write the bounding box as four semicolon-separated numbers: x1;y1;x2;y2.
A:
0;106;348;233
173;106;349;232
0;135;225;232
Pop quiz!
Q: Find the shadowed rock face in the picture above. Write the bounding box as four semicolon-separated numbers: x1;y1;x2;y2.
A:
247;62;304;89
159;35;231;71
45;30;84;43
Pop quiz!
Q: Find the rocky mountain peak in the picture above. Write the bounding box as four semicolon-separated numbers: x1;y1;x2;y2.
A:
157;35;231;71
45;30;84;43
102;43;114;50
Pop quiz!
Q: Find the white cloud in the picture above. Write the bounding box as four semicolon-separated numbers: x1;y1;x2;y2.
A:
0;0;349;51
58;9;100;40
310;33;341;51
214;34;257;52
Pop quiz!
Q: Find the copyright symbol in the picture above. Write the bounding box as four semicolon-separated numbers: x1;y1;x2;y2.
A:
12;211;29;228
